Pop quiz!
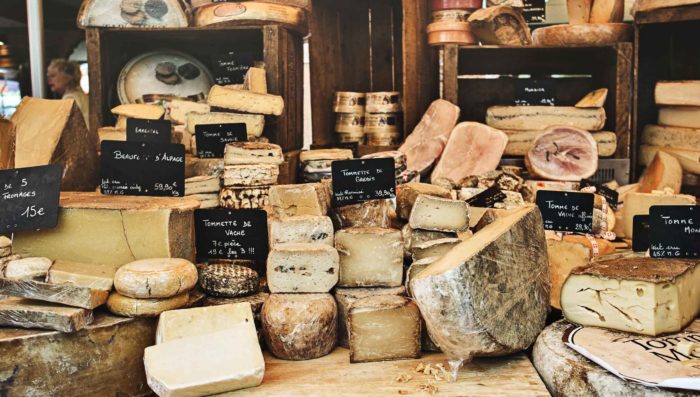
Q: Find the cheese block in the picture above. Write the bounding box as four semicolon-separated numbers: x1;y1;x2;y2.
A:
0;117;15;170
408;195;470;233
185;175;220;195
186;112;264;137
659;106;700;129
504;130;617;157
185;156;224;178
348;295;421;363
396;183;452;220
267;244;339;293
198;264;258;298
639;145;700;175
262;293;336;361
168;100;210;125
195;2;307;34
224;142;284;165
12;97;98;191
561;258;700;336
642;124;700;150
589;0;624;22
399;99;460;173
268;215;334;247
219;186;270;209
243;67;267;94
203;292;269;315
77;0;190;28
622;191;696;237
547;234;615;309
223;164;279;186
3;257;53;280
207;85;284;116
526;126;599;181
111;103;164;120
638;151;683;194
411;238;460;261
114;258;197;299
331;199;393;229
47;260;121;291
567;0;593;23
486;106;606;131
13;193;198;266
0;297;93;332
299;148;354;162
656;80;700;106
145;325;264;396
156;302;255;344
0;277;109;309
188;193;219;209
405;257;438;298
107;292;189;317
576;88;608;108
269;183;329;218
468;6;532;46
334;287;406;348
335;228;403;288
431;122;508;183
411;205;549;361
402;225;457;258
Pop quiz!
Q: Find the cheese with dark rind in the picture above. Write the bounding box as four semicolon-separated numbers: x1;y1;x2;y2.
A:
267;243;339;293
331;199;393;229
486;106;606;131
269;215;334;247
0;277;109;310
0;298;93;332
399;100;460;173
207;85;285;116
335;228;403;288
198;264;259;298
114;258;198;299
219;186;270;209
468;5;532;46
408;195;470;233
396;183;452;220
107;292;189;317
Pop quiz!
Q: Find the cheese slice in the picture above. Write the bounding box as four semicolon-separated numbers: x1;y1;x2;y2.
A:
408;195;470;233
268;215;334;247
107;292;189;317
504;130;617;157
0;277;109;310
0;117;15;170
145;325;264;396
561;258;700;336
267;244;339;293
486;106;606;131
185;175;221;195
111;104;164;120
396;182;452;220
47;260;121;291
621;190;696;237
168;100;210;125
658;106;700;129
186;112;264;137
638;151;683;194
156;303;255;344
224;142;284;166
642;124;700;150
334;287;406;348
0;298;93;332
335;228;403;288
655;80;700;106
269;183;329;218
3;257;53;280
115;258;198;299
244;67;267;94
207;85;284;116
223;164;279;186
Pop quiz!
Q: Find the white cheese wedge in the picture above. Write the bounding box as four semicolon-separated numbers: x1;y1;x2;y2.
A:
267;243;339;293
207;85;284;116
156;303;255;344
268;215;334;247
269;183;329;218
186;112;265;137
47;260;121;291
168;100;210;125
335;228;403;288
408;195;470;233
658;106;700;129
3;257;53;280
334;286;406;348
224;142;284;165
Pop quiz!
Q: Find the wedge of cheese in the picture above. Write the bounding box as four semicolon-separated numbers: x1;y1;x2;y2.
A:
194;2;307;34
638;151;683;194
621;190;696;237
335;228;403;288
78;0;190;28
589;0;624;23
224;142;284;166
0;298;93;332
244;67;267;94
334;287;406;348
576;88;608;108
655;81;700;106
658;106;700;129
396;183;452;220
207;85;284;116
186;112;265;137
3;257;52;280
111;104;164;120
638;145;700;175
168;100;210;125
408;195;470;233
268;215;334;247
486;106;606;131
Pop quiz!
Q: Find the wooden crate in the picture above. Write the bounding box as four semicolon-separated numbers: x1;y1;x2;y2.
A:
308;0;438;153
85;25;304;151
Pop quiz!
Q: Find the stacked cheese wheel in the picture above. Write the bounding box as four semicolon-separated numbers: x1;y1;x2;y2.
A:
427;0;481;46
364;92;403;145
219;142;284;209
333;91;366;143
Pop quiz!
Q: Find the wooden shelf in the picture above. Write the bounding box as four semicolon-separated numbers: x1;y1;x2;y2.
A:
635;5;700;25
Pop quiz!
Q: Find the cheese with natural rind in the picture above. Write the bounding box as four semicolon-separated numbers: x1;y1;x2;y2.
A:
224;142;284;165
504;130;617;156
186;112;264;137
187;193;219;209
3;257;53;280
223;164;279;186
486;106;606;131
269;215;334;247
207;85;284;116
334;287;406;349
638;151;683;194
47;260;121;291
198;264;258;298
0;297;93;332
114;258;198;299
576;88;608;108
658;106;700;129
0;117;15;170
348;295;421;363
396;183;452;220
269;183;329;218
411;238;460;261
655;80;700;106
409;195;470;233
244;67;267;94
185;175;220;195
219;186;270;209
561;258;700;336
145;325;264;396
468;5;532;46
621;191;696;237
335;228;403;288
194;2;307;34
111;104;164;120
331;199;393;229
168;100;210;125
267;243;339;293
261;293;337;360
642;124;700;150
405;257;438;298
156;302;255;344
0;277;109;310
411;205;549;361
638;145;700;175
402;225;457;258
107;292;189;317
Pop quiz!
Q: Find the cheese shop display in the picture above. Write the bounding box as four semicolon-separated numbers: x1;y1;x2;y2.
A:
219;142;283;209
298;148;353;182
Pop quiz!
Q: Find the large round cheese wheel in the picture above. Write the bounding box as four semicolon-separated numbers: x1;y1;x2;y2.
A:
114;258;198;299
198;264;259;298
107;292;189;317
261;293;337;360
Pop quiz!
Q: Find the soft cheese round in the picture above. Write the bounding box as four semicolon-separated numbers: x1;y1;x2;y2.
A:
114;258;198;299
198;264;259;298
107;292;189;317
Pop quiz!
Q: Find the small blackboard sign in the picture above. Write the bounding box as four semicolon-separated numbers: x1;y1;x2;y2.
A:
632;215;650;253
126;118;171;143
580;179;619;210
195;208;269;262
649;206;700;259
465;186;506;208
523;0;546;24
514;79;556;106
100;141;185;197
212;50;253;85
536;190;594;233
195;123;247;158
331;158;396;207
0;165;62;233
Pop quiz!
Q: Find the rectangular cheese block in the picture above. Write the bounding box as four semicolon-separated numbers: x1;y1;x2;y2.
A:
186;112;265;137
207;85;284;116
408;195;470;232
658;106;700;129
111;103;165;120
330;199;392;229
396;182;452;220
3;257;53;280
223;164;279;186
268;215;334;247
411;238;461;261
561;258;700;336
642;124;700;151
145;325;264;396
244;67;267;94
348;295;421;363
47;260;121;291
0;277;109;309
224;142;284;165
188;193;219;209
504;130;618;157
267;243;339;293
639;145;700;175
13;192;199;266
219;186;270;209
156;303;255;344
168;100;210;125
335;228;403;288
621;191;696;237
486;106;606;131
185;175;221;195
334;287;406;348
655;81;700;106
269;183;329;218
185;156;224;178
0;297;93;332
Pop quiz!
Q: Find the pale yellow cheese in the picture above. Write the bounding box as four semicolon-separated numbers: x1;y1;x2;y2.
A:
244;67;267;94
658;106;700;129
408;195;470;232
111;104;165;120
642;124;700;150
334;287;406;348
3;257;53;280
168;100;210;125
655;81;700;106
335;228;403;288
268;215;334;247
185;175;221;195
207;85;284;116
156;303;255;344
114;258;198;299
107;292;189;317
621;191;696;237
47;260;121;291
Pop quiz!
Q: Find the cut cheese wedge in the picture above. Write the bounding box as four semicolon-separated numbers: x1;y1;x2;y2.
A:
505;130;617;157
111;104;164;120
532;23;632;46
639;145;700;175
47;260;121;291
0;117;15;170
638;151;683;194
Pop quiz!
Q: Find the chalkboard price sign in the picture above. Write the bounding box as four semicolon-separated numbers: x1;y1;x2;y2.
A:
523;0;546;23
0;164;62;233
212;50;253;85
195;208;269;262
536;190;594;233
514;79;556;107
632;215;650;253
100;141;185;197
580;179;619;210
649;205;699;259
195;123;247;158
126;118;172;143
465;185;506;208
331;158;396;207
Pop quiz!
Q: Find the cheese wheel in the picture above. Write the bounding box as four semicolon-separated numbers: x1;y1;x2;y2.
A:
364;113;402;134
107;292;189;317
432;9;471;22
194;2;307;34
365;92;401;113
198;264;259;298
335;113;365;134
432;0;483;11
114;258;198;299
261;293;337;360
333;92;366;113
532;23;633;46
427;26;478;45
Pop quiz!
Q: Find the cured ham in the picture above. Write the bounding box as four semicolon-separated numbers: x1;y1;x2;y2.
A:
525;126;598;181
399;100;460;174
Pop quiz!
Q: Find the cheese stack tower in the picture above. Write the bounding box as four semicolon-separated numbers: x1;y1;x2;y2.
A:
298;148;354;182
185;175;221;209
427;0;481;45
333;91;366;143
219;142;284;209
364;91;402;145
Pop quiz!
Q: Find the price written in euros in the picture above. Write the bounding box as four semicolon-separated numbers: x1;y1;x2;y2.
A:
374;189;394;198
21;205;45;219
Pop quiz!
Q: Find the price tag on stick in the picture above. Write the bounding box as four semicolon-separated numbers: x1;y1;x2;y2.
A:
649;206;700;259
195;123;247;158
331;158;396;207
536;190;594;233
0;165;62;233
195;209;269;263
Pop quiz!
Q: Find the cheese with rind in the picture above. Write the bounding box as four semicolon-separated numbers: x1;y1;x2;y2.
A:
504;130;617;156
658;106;700;129
642;124;700;150
168;100;210;125
223;164;279;186
185;175;220;195
269;183;329;218
111;104;165;120
114;258;198;299
335;228;403;288
408;195;470;233
331;199;393;229
186;112;264;137
107;292;189;317
268;215;334;247
0;277;109;310
207;85;284;116
656;80;700;106
267;244;339;293
198;264;258;298
486;106;606;131
396;183;452;220
156;302;255;344
638;151;683;194
0;297;93;332
47;260;121;291
621;191;696;237
3;257;53;280
224;142;284;165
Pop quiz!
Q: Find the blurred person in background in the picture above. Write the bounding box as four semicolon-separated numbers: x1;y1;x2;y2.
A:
47;58;89;127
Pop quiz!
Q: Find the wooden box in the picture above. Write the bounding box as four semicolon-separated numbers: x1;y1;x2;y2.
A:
85;25;304;151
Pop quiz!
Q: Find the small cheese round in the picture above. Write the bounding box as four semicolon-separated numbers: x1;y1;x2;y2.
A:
261;293;337;360
107;292;189;317
114;258;198;299
198;264;259;298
